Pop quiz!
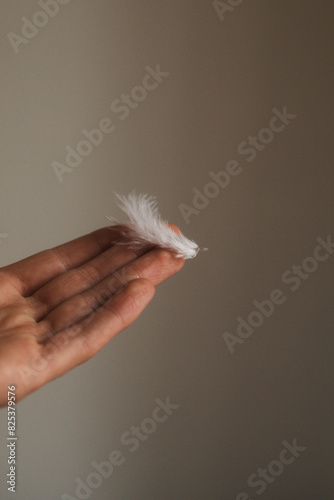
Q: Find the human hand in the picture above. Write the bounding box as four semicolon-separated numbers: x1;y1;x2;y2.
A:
0;225;184;407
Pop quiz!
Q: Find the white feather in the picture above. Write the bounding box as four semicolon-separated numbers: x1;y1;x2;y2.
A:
107;192;204;259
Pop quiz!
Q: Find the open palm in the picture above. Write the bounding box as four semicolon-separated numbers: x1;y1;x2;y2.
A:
0;225;184;407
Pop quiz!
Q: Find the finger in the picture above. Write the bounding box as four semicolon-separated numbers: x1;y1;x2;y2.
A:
29;243;142;320
29;224;184;319
36;248;184;339
167;223;182;235
39;279;155;384
2;226;124;296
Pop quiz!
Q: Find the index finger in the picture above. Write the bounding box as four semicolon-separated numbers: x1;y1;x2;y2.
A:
2;226;124;296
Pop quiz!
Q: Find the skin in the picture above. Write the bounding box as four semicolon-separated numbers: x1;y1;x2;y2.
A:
0;225;184;407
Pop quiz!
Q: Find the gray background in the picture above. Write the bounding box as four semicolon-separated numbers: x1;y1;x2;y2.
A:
0;1;333;499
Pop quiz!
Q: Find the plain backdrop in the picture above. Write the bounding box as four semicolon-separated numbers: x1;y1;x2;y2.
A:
0;1;333;499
